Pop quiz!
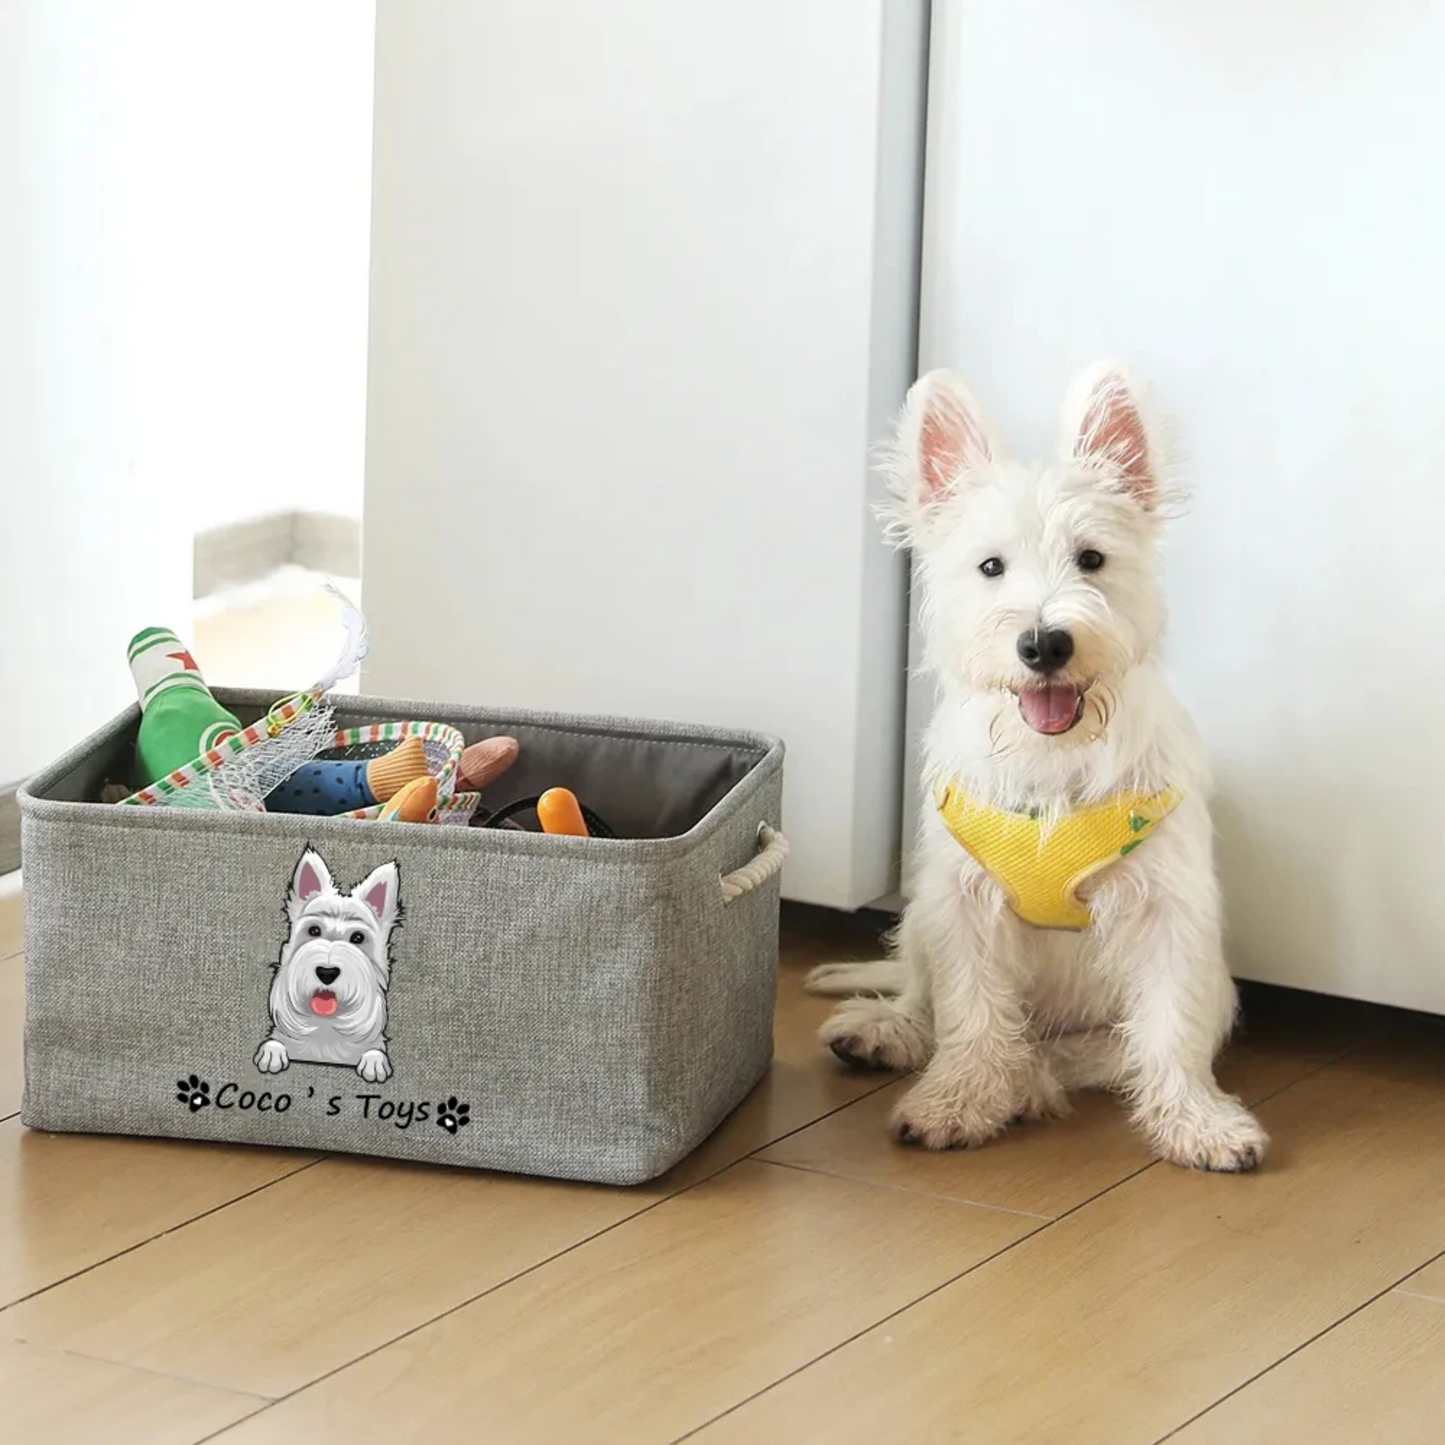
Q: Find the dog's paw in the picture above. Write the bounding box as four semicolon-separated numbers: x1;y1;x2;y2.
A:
890;1078;1011;1151
1009;1060;1072;1125
1150;1098;1269;1173
820;997;931;1072
356;1049;392;1084
254;1040;289;1074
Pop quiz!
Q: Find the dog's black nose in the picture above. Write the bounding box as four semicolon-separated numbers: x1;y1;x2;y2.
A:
315;965;340;985
1017;627;1075;674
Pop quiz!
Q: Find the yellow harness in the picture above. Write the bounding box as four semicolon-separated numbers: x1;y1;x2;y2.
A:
934;779;1181;930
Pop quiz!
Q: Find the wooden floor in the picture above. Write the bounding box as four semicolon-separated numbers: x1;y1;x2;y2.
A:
3;885;1445;1444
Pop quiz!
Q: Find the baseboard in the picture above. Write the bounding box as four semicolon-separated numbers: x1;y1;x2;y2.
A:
291;511;362;579
194;511;361;598
0;783;19;877
194;513;296;597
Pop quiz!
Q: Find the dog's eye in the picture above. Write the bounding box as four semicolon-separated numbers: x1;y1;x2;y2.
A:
978;557;1005;578
306;924;322;938
349;931;365;946
1077;549;1105;572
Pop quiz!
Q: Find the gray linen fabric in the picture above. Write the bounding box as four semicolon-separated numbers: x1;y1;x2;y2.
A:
19;692;784;1185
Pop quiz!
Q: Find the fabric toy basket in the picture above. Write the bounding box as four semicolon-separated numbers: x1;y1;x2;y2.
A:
17;690;786;1185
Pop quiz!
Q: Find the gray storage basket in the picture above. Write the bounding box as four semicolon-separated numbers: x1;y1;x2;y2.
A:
18;690;785;1185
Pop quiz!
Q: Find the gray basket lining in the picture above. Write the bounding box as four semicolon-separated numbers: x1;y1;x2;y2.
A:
23;690;778;851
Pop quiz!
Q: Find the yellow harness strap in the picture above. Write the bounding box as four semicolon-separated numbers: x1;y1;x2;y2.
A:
934;779;1181;930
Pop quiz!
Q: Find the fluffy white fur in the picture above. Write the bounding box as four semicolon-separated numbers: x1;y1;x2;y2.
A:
810;363;1268;1172
255;848;401;1084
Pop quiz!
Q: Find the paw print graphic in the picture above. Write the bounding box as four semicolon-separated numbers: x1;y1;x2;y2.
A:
436;1097;471;1135
175;1074;211;1112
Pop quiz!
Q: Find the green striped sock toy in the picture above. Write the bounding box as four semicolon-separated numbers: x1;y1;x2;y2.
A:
127;628;242;787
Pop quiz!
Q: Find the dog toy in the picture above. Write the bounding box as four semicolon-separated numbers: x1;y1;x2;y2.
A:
120;584;369;811
378;774;439;823
264;736;428;815
475;791;616;836
127;628;241;787
537;787;589;836
457;736;520;791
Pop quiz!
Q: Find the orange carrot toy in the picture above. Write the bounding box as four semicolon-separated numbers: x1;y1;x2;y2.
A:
537;787;589;836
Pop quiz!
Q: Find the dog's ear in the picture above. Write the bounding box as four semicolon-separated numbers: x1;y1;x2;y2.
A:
1059;361;1159;510
885;370;1005;542
351;861;400;937
287;848;335;923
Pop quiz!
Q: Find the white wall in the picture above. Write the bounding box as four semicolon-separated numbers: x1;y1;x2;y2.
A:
0;2;374;786
916;0;1445;1010
365;0;925;908
1;3;193;784
176;4;375;534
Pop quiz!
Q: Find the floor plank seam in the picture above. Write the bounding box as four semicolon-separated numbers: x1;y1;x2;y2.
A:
0;959;1394;1439
1150;1246;1445;1443
11;1334;274;1400
0;1154;328;1315
188;1082;910;1443
669;1037;1385;1444
7;1051;900;1439
1239;1032;1379;1111
730;1069;905;1155
669;1217;1059;1444
756;1156;1055;1221
193;1022;1387;1443
670;1153;1189;1443
189;1189;702;1441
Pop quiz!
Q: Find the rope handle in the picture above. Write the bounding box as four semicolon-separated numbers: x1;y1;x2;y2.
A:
720;823;789;904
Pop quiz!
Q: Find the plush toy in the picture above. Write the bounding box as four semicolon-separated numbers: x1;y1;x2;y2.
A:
474;790;616;836
127;628;241;787
457;736;520;791
265;736;429;815
537;787;589;836
378;774;439;823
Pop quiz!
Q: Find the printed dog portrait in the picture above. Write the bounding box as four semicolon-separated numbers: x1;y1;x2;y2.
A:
255;848;402;1083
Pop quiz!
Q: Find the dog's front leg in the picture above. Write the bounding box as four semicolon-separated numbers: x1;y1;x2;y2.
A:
819;906;935;1072
254;1038;289;1073
1101;870;1269;1172
890;883;1063;1150
356;1048;391;1084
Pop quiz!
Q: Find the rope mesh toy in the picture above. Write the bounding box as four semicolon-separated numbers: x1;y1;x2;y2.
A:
321;721;473;822
121;585;369;812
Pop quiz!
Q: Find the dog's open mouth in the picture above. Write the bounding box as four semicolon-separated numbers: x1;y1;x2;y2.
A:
310;988;338;1017
1016;682;1086;735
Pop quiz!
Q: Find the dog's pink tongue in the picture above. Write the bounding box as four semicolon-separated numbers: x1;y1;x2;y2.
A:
1019;683;1081;735
311;990;338;1017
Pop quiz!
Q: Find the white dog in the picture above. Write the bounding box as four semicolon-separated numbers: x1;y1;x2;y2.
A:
810;363;1267;1172
255;848;401;1084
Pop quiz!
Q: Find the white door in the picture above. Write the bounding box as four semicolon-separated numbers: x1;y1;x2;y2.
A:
364;0;927;908
910;0;1445;1010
